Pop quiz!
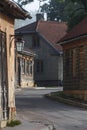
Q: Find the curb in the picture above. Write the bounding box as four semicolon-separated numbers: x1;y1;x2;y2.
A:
45;94;87;109
42;124;55;130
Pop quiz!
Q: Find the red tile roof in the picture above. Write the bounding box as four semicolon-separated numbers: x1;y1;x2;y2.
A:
37;21;67;51
59;17;87;43
16;20;67;51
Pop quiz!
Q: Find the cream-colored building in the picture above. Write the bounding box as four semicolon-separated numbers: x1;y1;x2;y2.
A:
15;49;36;88
0;0;31;128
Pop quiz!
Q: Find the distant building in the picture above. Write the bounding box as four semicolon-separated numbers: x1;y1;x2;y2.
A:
15;49;36;88
16;17;67;86
58;17;87;101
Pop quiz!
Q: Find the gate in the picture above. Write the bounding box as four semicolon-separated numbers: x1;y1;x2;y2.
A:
0;31;8;120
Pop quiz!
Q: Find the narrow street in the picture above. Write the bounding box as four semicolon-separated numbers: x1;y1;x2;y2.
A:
16;88;87;130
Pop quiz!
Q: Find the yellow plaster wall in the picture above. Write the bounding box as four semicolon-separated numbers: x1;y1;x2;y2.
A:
0;12;15;109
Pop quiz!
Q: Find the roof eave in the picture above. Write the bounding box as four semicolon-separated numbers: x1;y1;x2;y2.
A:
58;34;87;45
1;0;32;19
18;50;36;57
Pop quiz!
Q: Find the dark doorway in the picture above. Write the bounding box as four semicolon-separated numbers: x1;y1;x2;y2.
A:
17;57;21;87
0;31;8;120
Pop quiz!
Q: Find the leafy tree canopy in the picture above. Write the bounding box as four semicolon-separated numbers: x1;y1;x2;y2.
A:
41;0;67;21
64;0;87;31
41;0;87;31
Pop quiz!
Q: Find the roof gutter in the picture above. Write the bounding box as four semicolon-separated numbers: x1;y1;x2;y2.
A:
58;34;87;45
19;50;37;57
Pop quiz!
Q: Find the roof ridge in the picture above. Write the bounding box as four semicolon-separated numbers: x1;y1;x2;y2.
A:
16;21;37;31
39;20;67;24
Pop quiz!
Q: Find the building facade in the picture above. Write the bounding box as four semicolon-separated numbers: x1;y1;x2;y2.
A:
58;17;87;101
15;50;35;88
0;0;31;127
16;20;67;86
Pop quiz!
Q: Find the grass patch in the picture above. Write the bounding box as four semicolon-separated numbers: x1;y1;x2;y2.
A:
7;120;21;127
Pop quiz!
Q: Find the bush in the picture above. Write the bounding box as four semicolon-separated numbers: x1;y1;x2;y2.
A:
7;120;21;127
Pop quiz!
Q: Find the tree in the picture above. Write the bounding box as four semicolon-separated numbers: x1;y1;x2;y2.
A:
41;0;67;21
57;0;87;31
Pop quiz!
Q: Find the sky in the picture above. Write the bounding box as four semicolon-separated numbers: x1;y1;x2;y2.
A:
15;0;49;13
14;0;49;29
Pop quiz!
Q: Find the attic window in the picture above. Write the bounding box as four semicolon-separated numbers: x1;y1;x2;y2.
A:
73;48;77;77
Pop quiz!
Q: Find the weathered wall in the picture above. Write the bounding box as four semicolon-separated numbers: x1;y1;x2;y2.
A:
0;12;15;121
63;37;87;100
16;53;34;88
63;37;87;90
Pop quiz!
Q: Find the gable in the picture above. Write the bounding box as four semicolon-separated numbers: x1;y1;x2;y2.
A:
15;20;67;52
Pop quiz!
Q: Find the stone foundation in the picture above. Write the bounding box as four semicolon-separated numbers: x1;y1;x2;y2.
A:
21;80;34;88
64;90;87;101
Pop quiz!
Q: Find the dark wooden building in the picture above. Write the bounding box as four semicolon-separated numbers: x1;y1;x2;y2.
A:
58;17;87;101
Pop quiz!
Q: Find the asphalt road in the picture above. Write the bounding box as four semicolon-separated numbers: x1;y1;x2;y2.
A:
15;88;87;130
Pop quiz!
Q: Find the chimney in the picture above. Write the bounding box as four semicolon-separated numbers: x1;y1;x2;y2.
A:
36;13;44;21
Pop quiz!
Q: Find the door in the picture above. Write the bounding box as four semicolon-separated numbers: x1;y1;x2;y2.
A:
0;31;8;120
17;57;21;87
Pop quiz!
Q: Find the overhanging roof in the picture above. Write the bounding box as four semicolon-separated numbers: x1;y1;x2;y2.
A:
0;0;32;19
58;17;87;45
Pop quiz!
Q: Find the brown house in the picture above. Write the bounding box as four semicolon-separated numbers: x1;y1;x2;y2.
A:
0;0;31;127
16;18;67;86
58;17;87;101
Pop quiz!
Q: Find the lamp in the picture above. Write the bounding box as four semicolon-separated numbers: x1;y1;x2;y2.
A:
16;37;25;52
10;34;25;52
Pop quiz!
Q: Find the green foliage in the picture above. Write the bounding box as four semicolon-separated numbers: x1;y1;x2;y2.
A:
41;0;67;21
64;0;87;31
7;120;21;127
41;0;87;31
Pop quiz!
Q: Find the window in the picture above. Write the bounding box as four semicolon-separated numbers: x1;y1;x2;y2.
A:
32;34;40;47
36;60;43;73
29;61;33;75
65;50;70;76
79;46;84;78
73;48;77;77
26;60;29;75
21;58;25;74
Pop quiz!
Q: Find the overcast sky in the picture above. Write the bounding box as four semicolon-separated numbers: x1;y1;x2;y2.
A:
15;0;49;13
14;0;49;29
